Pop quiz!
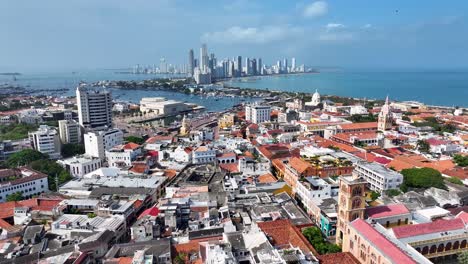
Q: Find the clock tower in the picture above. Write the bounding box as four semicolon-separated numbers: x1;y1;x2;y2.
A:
336;176;367;245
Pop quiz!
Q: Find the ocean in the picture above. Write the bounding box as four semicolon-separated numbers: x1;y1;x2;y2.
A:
224;70;468;107
1;69;467;108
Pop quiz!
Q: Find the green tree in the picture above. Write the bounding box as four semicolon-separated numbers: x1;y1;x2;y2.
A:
385;189;402;197
453;155;468;167
446;177;463;185
6;149;47;167
124;136;145;145
370;191;380;201
416;140;430;153
459;251;468;264
0;123;38;141
87;212;97;218
30;159;72;191
61;143;85;158
401;167;445;191
6;192;23;202
302;226;341;255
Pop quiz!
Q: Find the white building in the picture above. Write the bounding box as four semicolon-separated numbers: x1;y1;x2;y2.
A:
106;143;142;168
29;125;61;159
353;161;403;193
84;129;123;159
305;90;321;107
58;155;102;178
58;119;81;144
76;84;113;130
192;146;216;164
0;167;49;202
139;97;190;115
295;177;335;217
238;157;270;176
245;104;271;124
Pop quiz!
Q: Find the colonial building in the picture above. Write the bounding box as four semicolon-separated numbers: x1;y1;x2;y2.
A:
336;175;367;245
378;96;393;131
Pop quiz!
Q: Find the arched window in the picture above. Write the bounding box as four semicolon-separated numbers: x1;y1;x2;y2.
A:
422;246;429;254
445;242;452;251
352;213;360;220
352;198;361;209
453;241;460;250
415;247;421;252
352;187;362;196
437;244;444;252
429;245;437;254
461;240;467;248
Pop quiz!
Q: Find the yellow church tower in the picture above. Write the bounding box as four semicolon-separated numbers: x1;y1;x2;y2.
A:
179;115;189;136
336;175;367;245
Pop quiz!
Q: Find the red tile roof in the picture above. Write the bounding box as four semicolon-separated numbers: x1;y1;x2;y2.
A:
257;220;316;254
123;142;141;150
351;219;417;264
366;204;410;219
317;252;360;264
138;207;160;219
392;218;465;239
0;197;63;219
219;163;239;173
257;173;277;183
338;122;378;131
456;211;468;225
289;157;312;174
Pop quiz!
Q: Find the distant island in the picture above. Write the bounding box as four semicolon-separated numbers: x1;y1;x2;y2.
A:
0;72;21;76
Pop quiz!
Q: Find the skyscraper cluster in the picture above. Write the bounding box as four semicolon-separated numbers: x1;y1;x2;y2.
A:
188;44;305;84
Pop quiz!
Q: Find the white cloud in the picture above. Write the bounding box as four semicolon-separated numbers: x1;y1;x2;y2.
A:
303;1;328;18
201;26;302;44
319;32;354;42
362;24;372;29
326;23;345;31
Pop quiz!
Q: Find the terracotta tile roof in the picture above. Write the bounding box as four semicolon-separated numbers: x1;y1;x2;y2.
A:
257;173;277;183
146;135;173;144
257;144;292;160
219;163;239;173
123;142;140;150
172;240;203;264
257;220;316;254
0;197;63;219
217;152;236;158
272;158;286;173
317;252;360;264
332;132;379;142
164;169;178;179
443;167;468;179
392;218;465;239
117;257;133;264
351;219;417;264
366;204;410;219
312;136;360;153
338;122;378;131
390;154;455;173
289;157;312;174
130;164;148;174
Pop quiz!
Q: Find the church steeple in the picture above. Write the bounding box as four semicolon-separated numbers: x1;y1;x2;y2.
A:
378;96;392;131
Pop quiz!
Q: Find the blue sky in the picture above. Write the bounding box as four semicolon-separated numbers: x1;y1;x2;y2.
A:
1;0;467;71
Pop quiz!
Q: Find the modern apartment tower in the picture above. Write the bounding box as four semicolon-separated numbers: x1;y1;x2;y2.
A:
188;49;195;76
236;56;242;77
76;85;113;131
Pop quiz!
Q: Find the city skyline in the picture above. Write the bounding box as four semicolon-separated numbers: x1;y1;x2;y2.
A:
1;0;468;71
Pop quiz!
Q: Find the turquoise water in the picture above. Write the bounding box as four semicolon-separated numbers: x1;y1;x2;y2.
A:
1;69;467;108
225;70;468;107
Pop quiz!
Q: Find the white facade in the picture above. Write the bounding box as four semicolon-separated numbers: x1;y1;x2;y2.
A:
58;155;102;177
58;119;81;144
238;157;270;176
353;161;403;193
140;97;189;115
305;90;321;107
84;129;123;159
29;125;61;159
245;104;271;124
192;146;216;164
0;168;49;202
76;85;113;130
106;144;142;167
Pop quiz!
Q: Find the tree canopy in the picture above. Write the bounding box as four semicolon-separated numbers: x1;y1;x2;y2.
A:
453;154;468;167
400;167;445;192
6;149;47;167
302;226;341;255
124;136;145;145
30;159;72;191
6;192;24;202
61;143;85;158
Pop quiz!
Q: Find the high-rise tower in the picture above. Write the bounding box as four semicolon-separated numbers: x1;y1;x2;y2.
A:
76;85;113;131
188;49;194;76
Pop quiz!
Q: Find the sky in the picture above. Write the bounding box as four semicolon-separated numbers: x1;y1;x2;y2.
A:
1;0;468;72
